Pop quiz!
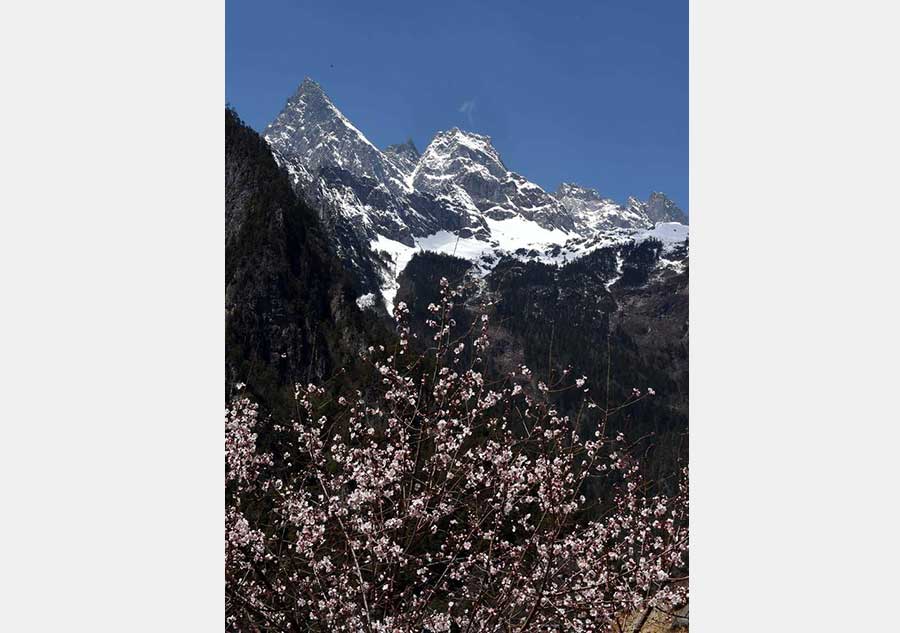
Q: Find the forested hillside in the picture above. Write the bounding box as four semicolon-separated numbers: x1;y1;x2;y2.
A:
225;107;386;417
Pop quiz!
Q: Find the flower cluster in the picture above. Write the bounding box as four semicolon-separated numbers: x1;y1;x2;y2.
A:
226;279;688;632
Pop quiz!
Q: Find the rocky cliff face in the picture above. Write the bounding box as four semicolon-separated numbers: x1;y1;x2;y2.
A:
641;192;689;224
384;139;421;177
412;127;573;231
554;183;654;231
226;107;381;415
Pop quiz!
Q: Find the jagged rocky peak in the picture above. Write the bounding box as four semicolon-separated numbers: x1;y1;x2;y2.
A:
384;138;420;176
624;193;688;225
289;76;329;110
413;127;573;231
556;182;605;202
626;195;645;212
556;183;652;232
646;192;688;224
264;77;410;194
414;128;507;186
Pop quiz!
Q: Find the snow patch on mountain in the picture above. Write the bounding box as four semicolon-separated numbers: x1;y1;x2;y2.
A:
356;292;378;310
605;252;626;290
637;222;689;250
485;216;572;250
368;217;688;313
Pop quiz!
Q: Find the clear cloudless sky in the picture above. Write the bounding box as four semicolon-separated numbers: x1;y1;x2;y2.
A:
227;0;687;211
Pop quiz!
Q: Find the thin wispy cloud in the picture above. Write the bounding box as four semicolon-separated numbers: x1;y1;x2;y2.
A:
458;99;476;125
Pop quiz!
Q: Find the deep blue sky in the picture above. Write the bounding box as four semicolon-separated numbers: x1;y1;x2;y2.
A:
227;0;687;210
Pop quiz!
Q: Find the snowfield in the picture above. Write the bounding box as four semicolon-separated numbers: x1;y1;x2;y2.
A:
367;220;689;314
637;222;689;248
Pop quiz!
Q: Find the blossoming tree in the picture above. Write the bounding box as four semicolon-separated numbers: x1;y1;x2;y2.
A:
226;278;688;632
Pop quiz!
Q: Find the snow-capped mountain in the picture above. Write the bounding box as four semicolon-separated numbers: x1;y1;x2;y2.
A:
266;78;409;195
264;78;688;313
412;128;574;232
555;183;653;232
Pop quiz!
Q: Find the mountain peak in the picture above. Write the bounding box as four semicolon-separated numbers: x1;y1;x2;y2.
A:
273;77;345;132
264;78;408;195
556;182;604;202
297;76;323;92
646;192;688;224
288;77;331;108
411;126;576;232
439;127;493;145
422;127;504;173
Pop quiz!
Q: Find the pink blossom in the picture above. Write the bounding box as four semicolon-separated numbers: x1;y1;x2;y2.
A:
225;284;688;631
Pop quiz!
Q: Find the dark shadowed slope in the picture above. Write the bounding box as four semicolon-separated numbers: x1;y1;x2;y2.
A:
225;107;382;415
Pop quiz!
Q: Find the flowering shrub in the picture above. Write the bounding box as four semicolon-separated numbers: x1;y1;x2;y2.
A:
226;278;688;632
